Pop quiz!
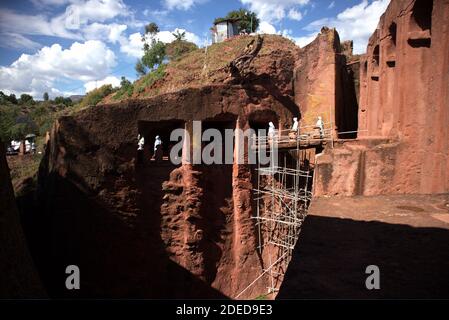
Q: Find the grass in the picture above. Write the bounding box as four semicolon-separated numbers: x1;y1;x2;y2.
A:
112;83;134;100
99;34;299;102
78;84;117;108
121;36;261;101
134;64;166;94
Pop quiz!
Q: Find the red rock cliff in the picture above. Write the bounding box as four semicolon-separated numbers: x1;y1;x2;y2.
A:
28;36;303;299
314;0;449;196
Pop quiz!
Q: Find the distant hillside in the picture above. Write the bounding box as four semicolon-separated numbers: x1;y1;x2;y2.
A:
69;95;85;103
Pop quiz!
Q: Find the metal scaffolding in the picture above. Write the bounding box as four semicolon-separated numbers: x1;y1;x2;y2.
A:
235;117;332;299
252;162;312;295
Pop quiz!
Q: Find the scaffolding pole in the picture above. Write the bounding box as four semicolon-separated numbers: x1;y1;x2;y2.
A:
236;115;332;299
243;145;312;298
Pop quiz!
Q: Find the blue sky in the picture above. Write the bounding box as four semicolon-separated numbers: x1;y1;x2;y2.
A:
0;0;390;99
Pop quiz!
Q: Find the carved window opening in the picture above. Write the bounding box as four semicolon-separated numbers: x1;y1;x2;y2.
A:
389;22;397;46
248;110;279;138
408;0;432;47
201;113;237;164
386;22;397;67
371;45;380;80
373;45;380;67
137;120;185;164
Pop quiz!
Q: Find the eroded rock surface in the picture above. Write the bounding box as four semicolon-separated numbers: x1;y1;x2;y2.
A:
0;142;45;298
315;0;449;196
17;1;449;298
28;39;303;298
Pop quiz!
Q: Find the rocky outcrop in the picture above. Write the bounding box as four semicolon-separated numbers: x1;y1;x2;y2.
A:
359;0;449;194
21;14;428;297
315;0;449;196
314;138;400;196
29;28;365;297
28;42;301;298
0;142;45;298
294;27;359;136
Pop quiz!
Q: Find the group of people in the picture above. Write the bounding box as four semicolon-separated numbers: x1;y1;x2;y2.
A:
136;134;163;164
135;116;325;164
269;116;325;141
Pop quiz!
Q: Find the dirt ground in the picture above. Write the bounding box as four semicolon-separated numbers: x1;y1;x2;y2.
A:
6;154;41;193
277;194;449;299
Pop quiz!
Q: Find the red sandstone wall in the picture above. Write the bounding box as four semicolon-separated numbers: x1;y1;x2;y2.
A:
295;27;359;138
314;138;399;196
31;83;295;299
316;0;449;196
294;27;340;131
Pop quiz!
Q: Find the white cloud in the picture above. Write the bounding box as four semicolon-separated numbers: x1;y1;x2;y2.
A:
120;28;203;58
328;1;335;9
257;24;311;49
84;75;121;92
62;0;128;27
144;9;169;17
288;8;303;21
258;21;277;34
0;40;116;98
0;0;129;49
275;28;315;48
301;0;390;53
240;0;309;23
163;0;208;11
291;34;318;48
0;0;127;36
31;0;72;6
120;32;143;58
83;23;127;43
0;9;81;39
157;28;202;45
0;33;42;50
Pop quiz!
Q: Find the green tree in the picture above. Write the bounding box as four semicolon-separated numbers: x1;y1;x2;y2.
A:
8;94;18;104
120;76;132;88
79;84;116;108
135;60;146;76
145;22;160;35
113;76;134;100
0;105;18;142
135;22;167;75
142;22;160;49
9;114;38;149
141;40;166;70
54;96;72;106
43;92;49;101
19;93;34;105
172;30;186;41
215;8;260;33
0;91;7;104
31;104;57;136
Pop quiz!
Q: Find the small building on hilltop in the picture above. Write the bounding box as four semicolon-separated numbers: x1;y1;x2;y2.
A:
211;18;240;43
